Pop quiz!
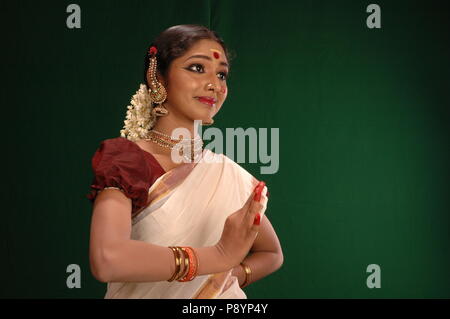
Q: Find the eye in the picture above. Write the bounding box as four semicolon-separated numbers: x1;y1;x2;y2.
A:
186;63;228;81
187;63;204;73
218;72;228;81
187;63;205;73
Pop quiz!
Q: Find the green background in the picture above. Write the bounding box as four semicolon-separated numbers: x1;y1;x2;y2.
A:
1;0;449;298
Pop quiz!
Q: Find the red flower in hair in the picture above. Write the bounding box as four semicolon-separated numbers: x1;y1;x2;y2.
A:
149;46;157;56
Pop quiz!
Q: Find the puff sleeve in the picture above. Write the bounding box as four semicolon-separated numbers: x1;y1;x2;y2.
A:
86;137;153;216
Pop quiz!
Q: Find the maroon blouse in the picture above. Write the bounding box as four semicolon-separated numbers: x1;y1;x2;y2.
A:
86;137;166;215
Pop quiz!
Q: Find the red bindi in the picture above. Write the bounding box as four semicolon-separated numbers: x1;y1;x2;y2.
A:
213;52;220;59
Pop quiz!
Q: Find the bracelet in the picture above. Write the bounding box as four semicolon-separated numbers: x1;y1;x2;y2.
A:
178;248;190;281
239;262;252;288
177;247;199;282
174;247;188;281
167;246;199;282
167;247;181;282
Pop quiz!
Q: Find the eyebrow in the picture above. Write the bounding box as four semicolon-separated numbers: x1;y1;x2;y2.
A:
185;54;229;68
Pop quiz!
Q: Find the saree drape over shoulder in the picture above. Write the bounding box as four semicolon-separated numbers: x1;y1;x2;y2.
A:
87;137;262;299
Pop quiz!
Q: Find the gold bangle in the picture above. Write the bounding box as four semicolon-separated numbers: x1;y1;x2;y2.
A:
240;262;252;288
177;247;190;281
174;246;184;280
167;247;181;282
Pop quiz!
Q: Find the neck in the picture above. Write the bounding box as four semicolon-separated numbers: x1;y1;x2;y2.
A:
151;114;202;140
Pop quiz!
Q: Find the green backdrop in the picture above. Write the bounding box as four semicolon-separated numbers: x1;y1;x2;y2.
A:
1;0;449;298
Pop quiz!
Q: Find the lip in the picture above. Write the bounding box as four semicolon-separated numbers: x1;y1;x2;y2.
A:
196;96;217;106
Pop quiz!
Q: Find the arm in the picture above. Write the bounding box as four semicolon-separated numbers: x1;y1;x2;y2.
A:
89;188;229;283
231;215;284;288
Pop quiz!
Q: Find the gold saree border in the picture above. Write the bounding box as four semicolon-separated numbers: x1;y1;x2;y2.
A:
131;159;198;225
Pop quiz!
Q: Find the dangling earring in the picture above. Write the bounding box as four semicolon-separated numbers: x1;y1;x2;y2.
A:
147;46;168;117
202;119;214;126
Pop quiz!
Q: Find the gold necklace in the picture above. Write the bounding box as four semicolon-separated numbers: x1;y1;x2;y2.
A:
145;130;203;162
151;129;202;142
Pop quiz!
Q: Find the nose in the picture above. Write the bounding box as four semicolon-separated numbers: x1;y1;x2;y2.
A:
207;83;216;92
206;75;222;93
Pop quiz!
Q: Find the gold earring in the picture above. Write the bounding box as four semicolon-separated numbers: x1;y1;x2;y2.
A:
202;119;214;126
147;46;168;117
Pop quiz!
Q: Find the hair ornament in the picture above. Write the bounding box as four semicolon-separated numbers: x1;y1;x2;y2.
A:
149;46;158;57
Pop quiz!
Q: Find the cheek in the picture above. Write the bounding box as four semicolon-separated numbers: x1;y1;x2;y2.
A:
167;76;195;99
220;86;228;100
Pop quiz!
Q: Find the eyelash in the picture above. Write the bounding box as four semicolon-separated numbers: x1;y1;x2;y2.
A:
186;63;228;81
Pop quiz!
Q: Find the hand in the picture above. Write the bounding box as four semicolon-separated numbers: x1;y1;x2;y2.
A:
215;181;268;269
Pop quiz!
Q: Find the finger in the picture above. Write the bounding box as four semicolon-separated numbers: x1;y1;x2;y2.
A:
242;189;257;215
246;198;264;229
242;181;263;217
260;186;268;210
249;210;262;235
245;181;264;218
243;181;262;210
248;186;267;229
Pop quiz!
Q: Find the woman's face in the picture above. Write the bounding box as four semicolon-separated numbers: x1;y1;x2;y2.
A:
154;39;229;125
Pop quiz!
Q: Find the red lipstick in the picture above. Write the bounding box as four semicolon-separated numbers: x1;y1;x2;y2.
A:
196;96;217;106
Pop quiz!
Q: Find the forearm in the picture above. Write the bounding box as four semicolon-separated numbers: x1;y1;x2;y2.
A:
231;250;283;288
101;240;228;283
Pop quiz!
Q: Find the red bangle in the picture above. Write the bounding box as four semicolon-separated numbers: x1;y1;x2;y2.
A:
177;247;198;282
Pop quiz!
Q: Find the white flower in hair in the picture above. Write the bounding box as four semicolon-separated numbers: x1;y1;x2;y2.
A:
120;83;157;142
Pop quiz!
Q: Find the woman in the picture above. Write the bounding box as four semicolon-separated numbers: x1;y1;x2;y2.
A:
87;24;283;299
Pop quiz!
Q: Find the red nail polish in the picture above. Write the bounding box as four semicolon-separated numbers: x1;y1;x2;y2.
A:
253;183;263;201
254;213;261;225
255;181;265;201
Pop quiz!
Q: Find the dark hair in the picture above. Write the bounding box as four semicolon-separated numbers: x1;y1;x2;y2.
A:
143;24;234;87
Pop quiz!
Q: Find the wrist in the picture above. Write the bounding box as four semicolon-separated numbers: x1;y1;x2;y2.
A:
195;245;231;275
213;243;237;270
231;264;246;287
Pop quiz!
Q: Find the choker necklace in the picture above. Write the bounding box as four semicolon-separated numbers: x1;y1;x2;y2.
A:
151;129;202;142
145;129;203;162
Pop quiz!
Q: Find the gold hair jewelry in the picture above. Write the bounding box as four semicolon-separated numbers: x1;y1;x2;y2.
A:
147;46;168;117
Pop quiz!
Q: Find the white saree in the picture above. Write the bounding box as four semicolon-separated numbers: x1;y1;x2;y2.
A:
104;149;264;299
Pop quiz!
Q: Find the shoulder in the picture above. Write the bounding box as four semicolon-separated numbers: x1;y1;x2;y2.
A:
95;136;139;153
87;137;154;211
90;136;149;173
